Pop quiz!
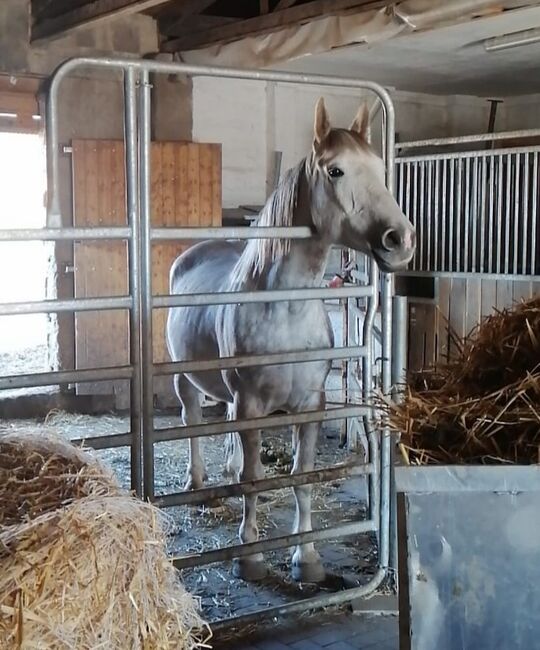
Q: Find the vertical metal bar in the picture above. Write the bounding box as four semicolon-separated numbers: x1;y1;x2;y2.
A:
45;73;62;228
448;158;455;272
480;157;487;272
441;158;448;271
391;296;408;393
124;68;143;496
497;154;503;274
412;162;418;269
471;157;478;272
464;158;471;272
139;69;155;500
419;161;425;269
505;153;512;274
522;152;530;275
532;153;538;274
426;160;432;270
380;100;394;574
433;160;440;271
488;154;495;273
513;153;521;275
455;159;462;273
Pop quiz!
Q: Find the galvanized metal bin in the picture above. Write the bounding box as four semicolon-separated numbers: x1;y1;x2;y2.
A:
395;466;540;650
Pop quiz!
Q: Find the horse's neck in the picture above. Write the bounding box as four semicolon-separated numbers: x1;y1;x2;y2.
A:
265;237;331;289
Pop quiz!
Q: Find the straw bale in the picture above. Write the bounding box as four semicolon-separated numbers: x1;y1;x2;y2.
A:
385;297;540;465
0;431;211;649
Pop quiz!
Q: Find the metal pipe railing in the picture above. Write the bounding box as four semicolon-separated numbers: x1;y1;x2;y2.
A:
173;519;376;570
155;462;374;507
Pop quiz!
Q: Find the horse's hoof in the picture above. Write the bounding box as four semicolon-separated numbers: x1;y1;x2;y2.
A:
232;558;268;581
292;561;326;584
183;472;207;492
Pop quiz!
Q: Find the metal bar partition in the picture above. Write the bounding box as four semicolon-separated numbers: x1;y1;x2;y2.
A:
0;57;400;626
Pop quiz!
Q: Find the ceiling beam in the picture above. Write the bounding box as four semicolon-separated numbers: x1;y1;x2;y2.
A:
159;0;217;37
162;0;386;53
274;0;297;10
31;0;173;43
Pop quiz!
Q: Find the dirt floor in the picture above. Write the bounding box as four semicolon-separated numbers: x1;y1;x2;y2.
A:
0;407;377;624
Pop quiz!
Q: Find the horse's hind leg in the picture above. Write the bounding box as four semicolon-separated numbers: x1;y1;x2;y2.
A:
174;374;207;491
291;417;326;583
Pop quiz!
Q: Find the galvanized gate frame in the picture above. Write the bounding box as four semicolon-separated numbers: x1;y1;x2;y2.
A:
0;57;405;625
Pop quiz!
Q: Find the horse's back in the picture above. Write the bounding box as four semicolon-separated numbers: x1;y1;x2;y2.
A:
169;239;244;294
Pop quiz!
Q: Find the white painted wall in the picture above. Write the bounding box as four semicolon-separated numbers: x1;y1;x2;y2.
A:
191;77;537;207
192;77;267;208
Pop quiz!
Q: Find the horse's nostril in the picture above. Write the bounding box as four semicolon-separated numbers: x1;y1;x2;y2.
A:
382;229;401;252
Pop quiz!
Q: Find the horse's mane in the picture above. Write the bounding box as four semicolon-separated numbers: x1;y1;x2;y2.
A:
230;158;307;285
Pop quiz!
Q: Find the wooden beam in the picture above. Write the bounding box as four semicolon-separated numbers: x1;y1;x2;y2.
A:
31;0;173;43
260;0;270;14
162;0;386;52
161;15;237;38
274;0;297;10
159;0;217;37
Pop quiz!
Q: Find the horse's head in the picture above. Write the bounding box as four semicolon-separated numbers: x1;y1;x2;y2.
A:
308;98;415;272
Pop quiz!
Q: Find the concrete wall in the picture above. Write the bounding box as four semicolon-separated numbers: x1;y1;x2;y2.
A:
191;78;499;207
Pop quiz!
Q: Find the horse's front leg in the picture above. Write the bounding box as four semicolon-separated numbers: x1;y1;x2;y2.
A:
291;417;326;583
174;375;207;491
231;399;268;580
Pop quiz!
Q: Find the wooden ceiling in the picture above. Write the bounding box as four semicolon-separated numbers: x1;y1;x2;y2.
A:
31;0;387;51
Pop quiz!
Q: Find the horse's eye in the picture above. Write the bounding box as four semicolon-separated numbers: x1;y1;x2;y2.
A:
328;167;344;178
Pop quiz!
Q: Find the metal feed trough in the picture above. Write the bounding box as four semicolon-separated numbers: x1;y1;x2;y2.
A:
0;57;408;627
396;466;540;650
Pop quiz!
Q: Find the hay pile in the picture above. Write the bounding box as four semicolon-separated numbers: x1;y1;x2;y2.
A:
0;432;211;649
387;297;540;465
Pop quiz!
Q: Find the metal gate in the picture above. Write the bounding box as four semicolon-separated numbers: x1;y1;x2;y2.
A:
0;57;402;626
396;130;540;279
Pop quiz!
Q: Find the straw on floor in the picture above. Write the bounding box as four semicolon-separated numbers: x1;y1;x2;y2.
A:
385;297;540;465
0;431;211;649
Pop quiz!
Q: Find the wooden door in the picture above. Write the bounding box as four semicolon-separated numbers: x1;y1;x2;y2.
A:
72;139;221;408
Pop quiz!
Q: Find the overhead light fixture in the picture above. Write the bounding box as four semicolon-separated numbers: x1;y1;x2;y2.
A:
484;27;540;52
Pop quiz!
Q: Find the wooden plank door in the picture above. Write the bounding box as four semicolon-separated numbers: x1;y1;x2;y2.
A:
72;139;222;409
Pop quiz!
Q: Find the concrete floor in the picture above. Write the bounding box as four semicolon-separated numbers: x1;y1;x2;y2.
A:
217;613;399;650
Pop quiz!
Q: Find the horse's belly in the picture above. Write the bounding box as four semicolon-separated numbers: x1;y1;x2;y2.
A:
167;306;232;403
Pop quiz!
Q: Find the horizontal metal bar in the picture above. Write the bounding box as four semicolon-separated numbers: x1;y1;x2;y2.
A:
71;431;132;449
396;129;540;150
156;463;373;507
155;405;372;442
1;288;373;317
51;56;395;96
398;270;540;282
0;365;133;391
151;226;313;240
397;144;540;164
172;519;376;569
210;568;386;629
0;296;131;316
0;225;314;243
0;227;131;241
155;285;374;309
154;346;368;376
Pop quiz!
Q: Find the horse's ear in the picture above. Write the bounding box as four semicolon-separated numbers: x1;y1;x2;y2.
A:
314;97;331;145
350;102;370;140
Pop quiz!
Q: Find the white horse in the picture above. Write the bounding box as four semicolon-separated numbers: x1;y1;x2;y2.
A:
166;98;415;582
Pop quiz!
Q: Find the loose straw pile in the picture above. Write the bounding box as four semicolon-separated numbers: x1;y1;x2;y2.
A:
386;297;540;465
0;432;211;649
